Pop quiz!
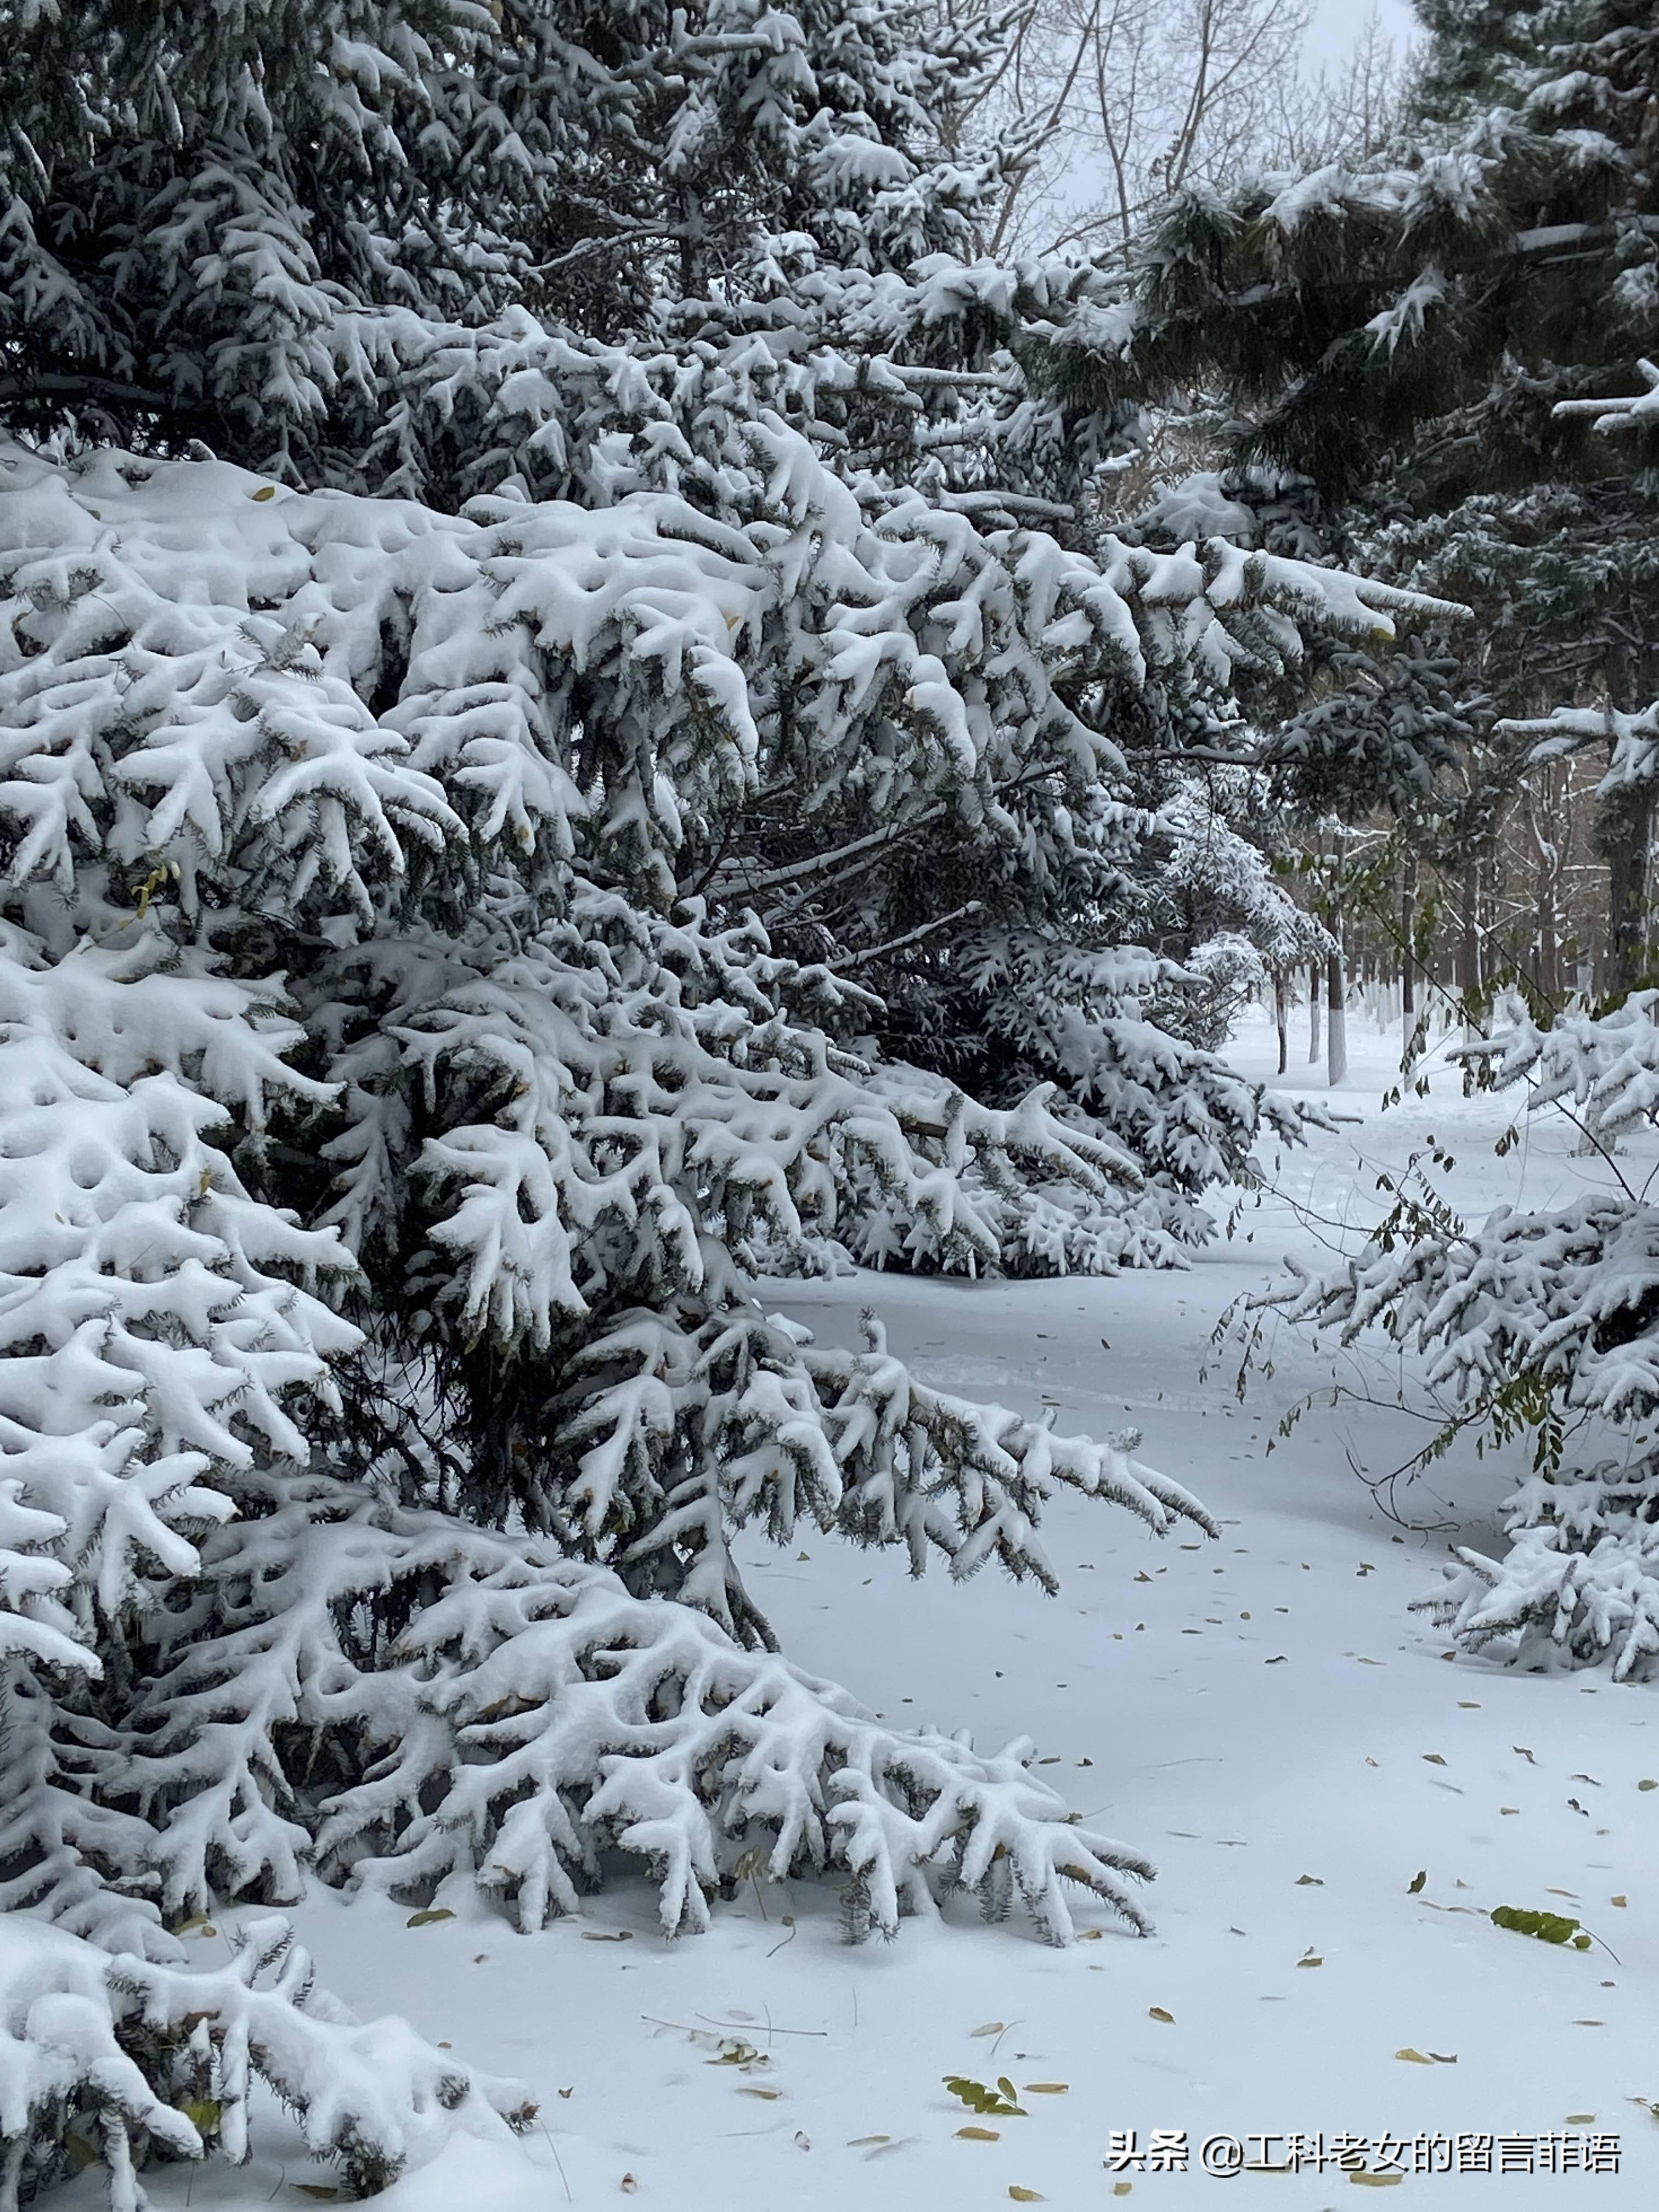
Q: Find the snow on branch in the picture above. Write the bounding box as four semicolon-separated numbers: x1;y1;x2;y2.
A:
1500;698;1659;791
0;1911;532;2212
73;1470;1195;1951
1552;357;1659;434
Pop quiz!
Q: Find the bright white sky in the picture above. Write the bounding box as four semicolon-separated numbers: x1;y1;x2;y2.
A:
1306;0;1421;67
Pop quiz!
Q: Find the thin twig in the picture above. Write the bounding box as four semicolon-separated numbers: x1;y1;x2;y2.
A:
538;2118;574;2204
695;2010;826;2038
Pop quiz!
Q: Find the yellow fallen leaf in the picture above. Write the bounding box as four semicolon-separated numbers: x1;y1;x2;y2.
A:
405;1909;455;1928
1297;1954;1323;1968
1395;2049;1432;2064
581;1930;633;1942
957;2127;1000;2141
1024;2083;1069;2094
1500;1806;1519;1815
737;2087;781;2100
1009;2190;1045;2204
1567;2114;1595;2124
1422;1753;1447;1766
1077;1928;1103;1942
1639;1779;1657;1791
1350;2174;1403;2188
250;484;278;501
970;2022;1005;2038
1148;2007;1174;2024
1113;2188;1133;2200
1612;1896;1628;1908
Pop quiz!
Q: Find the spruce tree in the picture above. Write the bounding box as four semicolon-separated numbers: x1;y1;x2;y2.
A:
1149;4;1659;1680
1107;0;1659;989
0;5;1434;2198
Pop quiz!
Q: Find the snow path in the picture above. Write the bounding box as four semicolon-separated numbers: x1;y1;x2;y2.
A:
110;1013;1657;2209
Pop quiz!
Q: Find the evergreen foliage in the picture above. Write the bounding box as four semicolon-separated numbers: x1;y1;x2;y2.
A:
0;3;1436;2197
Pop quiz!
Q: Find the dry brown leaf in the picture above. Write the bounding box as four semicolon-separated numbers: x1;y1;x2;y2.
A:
1148;2007;1174;2024
956;2127;1001;2141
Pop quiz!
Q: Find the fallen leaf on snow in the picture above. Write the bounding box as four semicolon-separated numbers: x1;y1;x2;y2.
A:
1008;2190;1045;2203
957;2128;1000;2141
1148;2007;1174;2024
405;1909;455;1928
970;2023;1006;2038
1024;2083;1068;2094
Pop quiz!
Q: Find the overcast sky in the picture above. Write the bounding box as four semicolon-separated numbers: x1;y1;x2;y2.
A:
1306;0;1421;68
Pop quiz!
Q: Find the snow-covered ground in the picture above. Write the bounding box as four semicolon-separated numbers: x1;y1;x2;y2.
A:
92;1010;1658;2209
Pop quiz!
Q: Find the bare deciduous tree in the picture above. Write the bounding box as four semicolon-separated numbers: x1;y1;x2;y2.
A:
961;0;1406;260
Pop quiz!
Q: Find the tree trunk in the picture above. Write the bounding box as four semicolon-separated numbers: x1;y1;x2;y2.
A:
1401;854;1416;1026
1598;775;1654;1001
1327;944;1347;1087
1308;961;1321;1063
1460;854;1483;1038
1274;970;1288;1075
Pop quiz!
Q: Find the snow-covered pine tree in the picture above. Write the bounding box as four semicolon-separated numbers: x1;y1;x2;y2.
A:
1101;0;1659;991
0;4;1445;2199
1120;17;1659;1677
